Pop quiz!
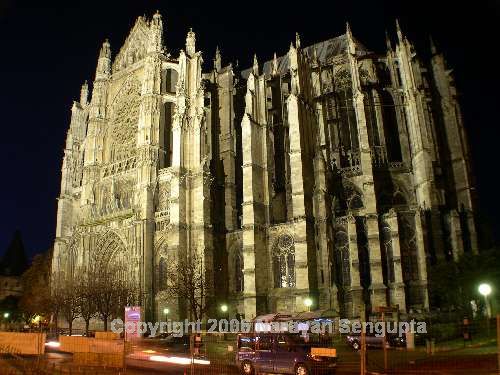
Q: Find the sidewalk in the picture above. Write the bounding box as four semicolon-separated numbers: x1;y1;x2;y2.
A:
0;357;23;374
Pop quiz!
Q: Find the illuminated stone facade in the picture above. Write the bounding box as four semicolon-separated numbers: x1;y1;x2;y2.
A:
53;13;477;320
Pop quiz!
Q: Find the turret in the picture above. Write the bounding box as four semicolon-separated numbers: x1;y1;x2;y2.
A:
271;52;278;76
96;39;111;80
214;46;221;72
295;32;301;49
396;18;403;42
346;22;361;94
385;30;393;51
148;10;163;53
80;81;89;107
186;28;196;57
429;35;437;55
288;40;299;95
312;48;318;65
252;53;259;75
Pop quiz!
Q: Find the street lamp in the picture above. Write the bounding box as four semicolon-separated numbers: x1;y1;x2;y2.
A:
304;297;313;312
220;304;228;313
478;283;492;318
163;308;170;321
3;312;9;319
479;283;492;337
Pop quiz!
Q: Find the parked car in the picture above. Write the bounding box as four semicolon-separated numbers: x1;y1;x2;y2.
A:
346;331;406;350
143;333;192;354
236;333;337;375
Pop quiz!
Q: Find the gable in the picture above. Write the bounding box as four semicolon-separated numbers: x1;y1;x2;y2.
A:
112;17;150;74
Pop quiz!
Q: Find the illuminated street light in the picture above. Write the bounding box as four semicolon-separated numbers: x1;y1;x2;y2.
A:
163;308;169;322
220;304;228;313
3;312;9;319
478;283;492;319
304;297;313;311
479;283;492;297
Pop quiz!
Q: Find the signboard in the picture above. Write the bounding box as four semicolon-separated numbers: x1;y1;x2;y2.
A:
124;306;142;341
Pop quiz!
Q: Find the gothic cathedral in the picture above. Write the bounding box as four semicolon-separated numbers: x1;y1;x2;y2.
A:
53;12;477;321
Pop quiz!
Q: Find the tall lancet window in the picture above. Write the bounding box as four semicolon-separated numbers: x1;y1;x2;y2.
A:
158;257;167;291
273;234;296;288
380;91;402;162
160;68;178;168
398;213;419;283
363;89;381;148
235;252;244;293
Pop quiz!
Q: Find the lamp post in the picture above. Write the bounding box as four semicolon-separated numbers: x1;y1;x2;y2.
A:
479;283;492;336
220;304;229;338
163;308;169;322
304;297;313;312
220;304;228;314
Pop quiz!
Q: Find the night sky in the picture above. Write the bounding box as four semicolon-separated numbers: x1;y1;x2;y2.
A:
0;0;498;259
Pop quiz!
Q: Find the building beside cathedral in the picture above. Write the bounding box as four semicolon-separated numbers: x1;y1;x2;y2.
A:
52;12;477;321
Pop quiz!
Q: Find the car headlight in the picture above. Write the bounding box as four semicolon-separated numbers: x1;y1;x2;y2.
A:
309;355;323;361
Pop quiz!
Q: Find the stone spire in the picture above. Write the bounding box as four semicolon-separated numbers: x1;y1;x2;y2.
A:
385;30;392;51
312;47;318;65
80;81;89;106
295;32;301;49
214;46;222;71
96;39;111;80
430;35;437;55
99;38;111;59
148;10;163;53
186;28;196;57
346;22;356;56
396;19;403;42
272;52;278;76
252;53;259;75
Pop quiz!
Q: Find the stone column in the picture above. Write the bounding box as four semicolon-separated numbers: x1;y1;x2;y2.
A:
346;24;386;309
287;93;310;310
414;209;429;309
241;112;267;319
346;215;364;319
449;210;464;261
382;210;406;312
313;153;338;312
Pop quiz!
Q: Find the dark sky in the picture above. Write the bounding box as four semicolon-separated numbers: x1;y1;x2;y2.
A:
0;0;498;259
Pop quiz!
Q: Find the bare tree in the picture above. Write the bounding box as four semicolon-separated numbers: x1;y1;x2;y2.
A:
164;250;211;321
94;264;137;331
75;269;97;336
54;274;80;336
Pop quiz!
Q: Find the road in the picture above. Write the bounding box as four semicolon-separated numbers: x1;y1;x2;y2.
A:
2;341;496;375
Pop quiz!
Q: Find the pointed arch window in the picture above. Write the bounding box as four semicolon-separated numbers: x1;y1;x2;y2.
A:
380;91;402;162
273;234;296;288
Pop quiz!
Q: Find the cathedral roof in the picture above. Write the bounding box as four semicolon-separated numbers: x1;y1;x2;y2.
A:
241;33;371;79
